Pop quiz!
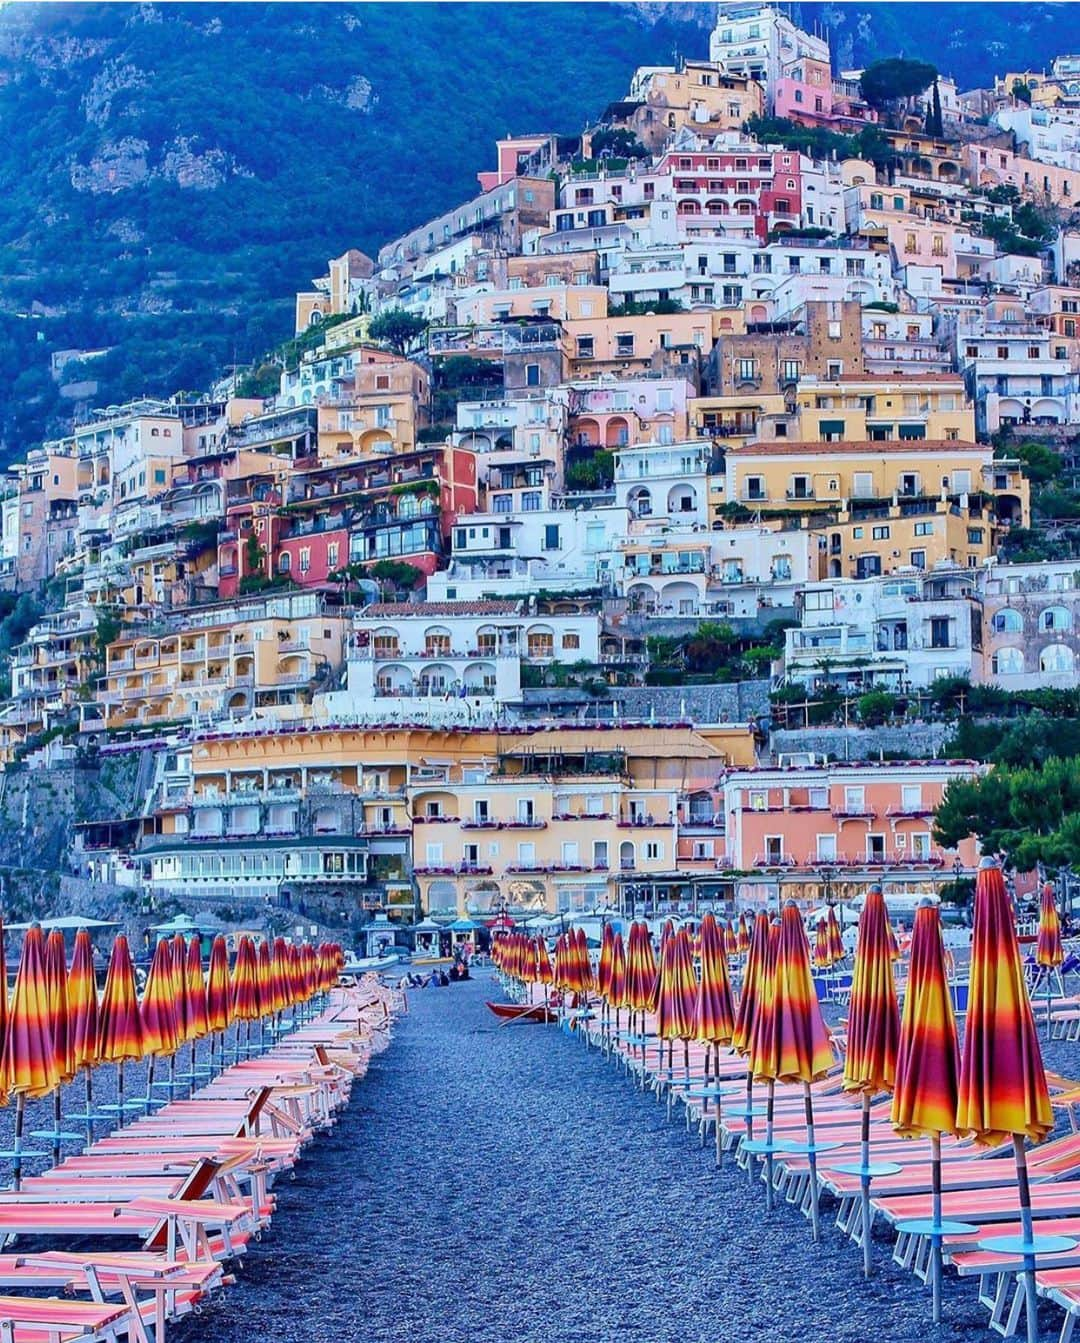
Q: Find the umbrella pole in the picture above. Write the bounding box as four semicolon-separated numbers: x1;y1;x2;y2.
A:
715;1042;724;1170
745;1071;755;1183
931;1132;943;1325
1047;973;1053;1042
168;1052;176;1101
52;1089;62;1170
765;1078;775;1211
117;1061;125;1130
84;1070;94;1148
860;1092;872;1277
1014;1134;1040;1343
12;1093;25;1191
146;1055;155;1111
804;1081;821;1243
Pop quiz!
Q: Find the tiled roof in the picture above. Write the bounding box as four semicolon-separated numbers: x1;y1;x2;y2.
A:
727;438;984;457
361;600;522;617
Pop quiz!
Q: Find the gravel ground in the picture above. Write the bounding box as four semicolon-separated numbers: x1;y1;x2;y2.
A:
0;979;1075;1342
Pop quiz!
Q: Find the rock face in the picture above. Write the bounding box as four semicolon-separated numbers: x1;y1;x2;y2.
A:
69;136;150;193
160;137;231;190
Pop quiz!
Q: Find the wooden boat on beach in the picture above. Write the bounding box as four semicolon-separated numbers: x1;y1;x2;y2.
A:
485;1001;556;1024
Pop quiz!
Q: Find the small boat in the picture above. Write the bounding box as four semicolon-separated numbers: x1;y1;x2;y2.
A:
485;1000;556;1024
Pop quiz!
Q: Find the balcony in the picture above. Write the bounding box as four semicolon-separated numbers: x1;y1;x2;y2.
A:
831;807;876;820
753;852;797;868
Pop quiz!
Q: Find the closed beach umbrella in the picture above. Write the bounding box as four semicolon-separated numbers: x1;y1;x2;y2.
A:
843;885;901;1275
141;940;179;1059
2;925;58;1187
957;859;1057;1343
606;930;627;1034
891;897;962;1322
257;939;274;1016
596;924;614;1004
232;936;260;1022
759;903;833;1238
270;937;291;1016
826;905;844;964
535;936;553;988
171;935;191;1042
694;912;736;1166
745;914;781;1200
67;928;100;1143
575;927;594;996
184;938;209;1039
737;912;751;955
1036;881;1065;1039
887;921;901;962
814;918;831;970
206;935;231;1074
656;927;696;1050
97;934;143;1127
733;911;770;1056
43;928;75;1085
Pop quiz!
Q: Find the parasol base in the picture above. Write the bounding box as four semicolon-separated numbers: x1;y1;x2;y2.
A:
741;1137;805;1156
27;1130;85;1143
685;1086;728;1099
617;1033;653;1047
828;1161;904;1178
774;1139;845;1157
62;1110;111;1124
732;1106;767;1119
895;1217;980;1237
0;1149;46;1160
977;1234;1079;1257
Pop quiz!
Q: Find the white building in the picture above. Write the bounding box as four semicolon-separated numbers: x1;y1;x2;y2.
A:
614;440;714;527
955;323;1079;433
782;568;979;690
709;4;828;110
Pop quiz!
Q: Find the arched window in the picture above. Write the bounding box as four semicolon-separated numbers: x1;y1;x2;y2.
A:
278;552;291;574
1041;605;1072;633
992;647;1024;675
992;608;1022;633
1041;644;1075;673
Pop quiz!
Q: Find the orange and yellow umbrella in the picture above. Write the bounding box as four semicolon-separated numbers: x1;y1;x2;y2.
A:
723;920;739;959
231;937;260;1023
693;912;735;1047
737;912;751;955
813;918;832;971
97;935;143;1066
535;936;553;987
270;937;291;1015
890;897;963;1322
43;928;75;1085
606;930;626;1012
1036;882;1064;970
2;924;58;1100
68;928;99;1073
257;939;274;1017
957;859;1052;1147
206;935;232;1033
733;911;769;1056
140;939;179;1059
596;924;614;1003
184;938;209;1040
826;905;844;964
656;926;696;1044
844;886;899;1097
887;921;901;962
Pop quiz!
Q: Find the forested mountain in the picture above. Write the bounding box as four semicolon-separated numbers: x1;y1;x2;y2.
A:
0;2;1072;454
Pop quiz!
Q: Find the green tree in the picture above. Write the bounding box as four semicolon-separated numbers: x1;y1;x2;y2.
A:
589;127;648;160
369;309;428;358
934;756;1080;869
565;451;614;490
925;78;944;136
95;607;122;661
860;58;939;121
683;621;738;674
369;559;422;594
1012;80;1033;104
235;361;281;399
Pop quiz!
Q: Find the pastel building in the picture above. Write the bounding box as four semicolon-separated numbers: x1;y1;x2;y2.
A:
978;560;1080;688
720;759;982;908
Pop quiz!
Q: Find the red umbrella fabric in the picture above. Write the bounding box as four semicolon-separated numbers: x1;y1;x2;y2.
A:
606;931;627;1009
140;939;179;1058
656;926;696;1041
231;937;260;1022
270;938;291;1015
891;899;961;1139
957;859;1052;1147
257;940;274;1017
760;903;832;1085
2;925;58;1098
184;938;210;1039
737;913;751;955
692;912;735;1044
206;935;232;1033
843;886;900;1096
68;928;100;1073
44;928;75;1084
733;911;770;1055
97;935;143;1065
597;924;614;1002
1037;882;1064;970
826;905;844;963
814;918;832;970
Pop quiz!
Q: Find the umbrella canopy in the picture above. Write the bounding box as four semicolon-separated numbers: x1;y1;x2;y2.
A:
747;916;781;1080
732;911;770;1055
693;912;735;1045
574;927;594;994
270;938;291;1014
43;928;75;1084
737;913;751;955
170;934;191;1043
625;921;658;1013
606;931;627;1008
596;924;614;1002
535;936;553;987
813;918;832;970
257;939;274;1016
68;928;100;1073
97;934;143;1065
758;903;833;1085
2;924;59;1099
206;935;232;1032
843;886;900;1096
231;937;260;1022
1036;882;1064;970
656;926;696;1041
826;905;844;963
887;921;901;962
957;859;1053;1147
140;939;179;1058
184;937;210;1039
723;921;739;959
891;898;961;1139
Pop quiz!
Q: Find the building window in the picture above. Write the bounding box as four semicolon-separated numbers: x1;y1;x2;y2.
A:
544;525;560;550
525;364;540;386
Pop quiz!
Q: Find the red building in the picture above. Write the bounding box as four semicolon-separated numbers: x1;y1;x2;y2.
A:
655;149;803;241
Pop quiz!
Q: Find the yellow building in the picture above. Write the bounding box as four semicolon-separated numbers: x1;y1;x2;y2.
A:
725;439;1029;573
690;392;789;449
100;594;347;729
143;720;757;919
452;285;609;326
620;62;763;151
787;375;975;444
317;355;430;460
564;310;737;381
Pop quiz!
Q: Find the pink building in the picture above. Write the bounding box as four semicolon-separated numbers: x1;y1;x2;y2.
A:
773;59;878;132
720;759;982;908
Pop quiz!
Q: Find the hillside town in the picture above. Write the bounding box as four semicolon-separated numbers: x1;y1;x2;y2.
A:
9;4;1080;948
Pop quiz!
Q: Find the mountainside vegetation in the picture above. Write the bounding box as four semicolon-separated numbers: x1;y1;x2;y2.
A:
0;1;1072;455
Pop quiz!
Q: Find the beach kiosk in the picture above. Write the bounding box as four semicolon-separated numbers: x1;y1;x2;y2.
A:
412;916;445;962
362;913;396;960
446;916;478;958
